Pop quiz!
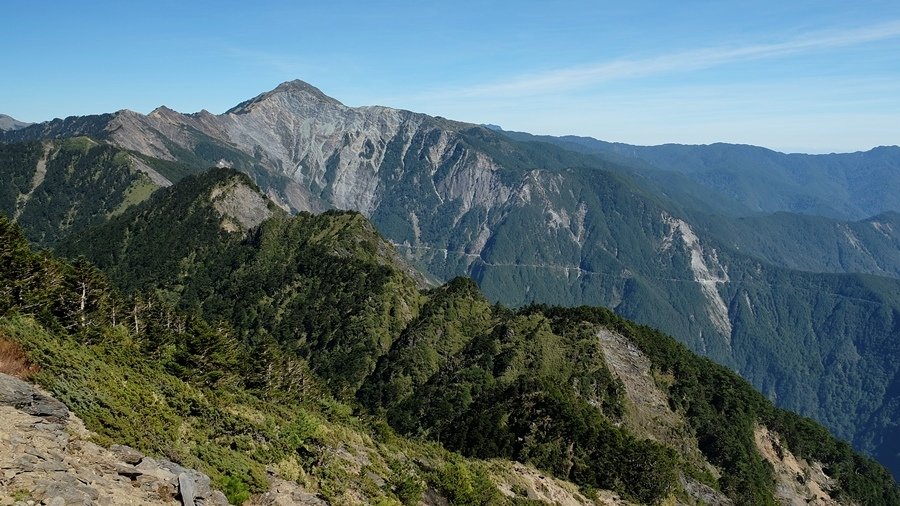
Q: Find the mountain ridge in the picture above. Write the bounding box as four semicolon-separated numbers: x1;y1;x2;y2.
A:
500;129;900;220
24;169;898;504
3;79;900;479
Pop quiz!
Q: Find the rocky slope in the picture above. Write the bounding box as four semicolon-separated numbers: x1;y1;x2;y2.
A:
501;129;900;221
0;373;228;505
754;426;841;506
0;370;621;506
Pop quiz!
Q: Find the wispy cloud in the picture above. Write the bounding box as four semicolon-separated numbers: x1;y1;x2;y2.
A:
435;20;900;98
222;46;308;74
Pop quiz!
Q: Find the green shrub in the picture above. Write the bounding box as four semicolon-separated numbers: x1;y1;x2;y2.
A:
429;461;500;506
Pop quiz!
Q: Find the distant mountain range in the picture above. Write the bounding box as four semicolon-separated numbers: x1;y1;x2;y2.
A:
499;128;900;221
2;80;899;479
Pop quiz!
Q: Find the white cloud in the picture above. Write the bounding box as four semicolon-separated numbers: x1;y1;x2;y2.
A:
432;20;900;98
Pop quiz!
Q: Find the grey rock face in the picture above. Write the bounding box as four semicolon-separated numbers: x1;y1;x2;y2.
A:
254;476;328;506
0;373;228;505
178;472;197;506
210;179;275;233
96;81;510;223
0;374;68;422
109;444;144;465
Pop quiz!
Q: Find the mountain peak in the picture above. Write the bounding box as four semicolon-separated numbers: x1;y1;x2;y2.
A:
148;105;179;117
0;113;32;131
225;79;343;115
272;79;328;95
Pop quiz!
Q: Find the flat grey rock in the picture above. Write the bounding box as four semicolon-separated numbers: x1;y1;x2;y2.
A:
178;472;197;506
0;373;68;421
110;444;144;464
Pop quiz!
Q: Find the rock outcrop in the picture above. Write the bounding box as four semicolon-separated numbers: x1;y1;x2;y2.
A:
250;476;326;506
754;426;842;506
0;374;67;423
0;373;228;506
209;178;275;233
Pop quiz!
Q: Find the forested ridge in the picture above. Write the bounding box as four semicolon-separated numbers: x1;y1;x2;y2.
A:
0;169;888;504
0;137;193;247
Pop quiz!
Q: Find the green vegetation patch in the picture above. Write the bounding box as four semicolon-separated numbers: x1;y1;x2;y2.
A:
109;174;158;216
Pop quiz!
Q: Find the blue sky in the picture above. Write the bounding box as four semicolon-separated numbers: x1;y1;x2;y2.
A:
3;0;900;153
